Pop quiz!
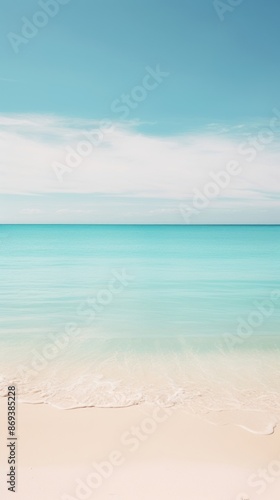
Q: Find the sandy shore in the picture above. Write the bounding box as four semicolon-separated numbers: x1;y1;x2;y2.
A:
1;399;280;499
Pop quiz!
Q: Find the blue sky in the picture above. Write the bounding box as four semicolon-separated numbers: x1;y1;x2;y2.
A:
0;0;280;223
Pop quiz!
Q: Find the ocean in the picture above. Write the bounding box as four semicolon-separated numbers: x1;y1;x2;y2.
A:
0;225;280;429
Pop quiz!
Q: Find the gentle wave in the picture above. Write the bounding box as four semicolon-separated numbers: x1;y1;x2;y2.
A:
1;347;280;434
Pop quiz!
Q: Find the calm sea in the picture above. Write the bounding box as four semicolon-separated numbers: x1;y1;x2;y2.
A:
0;225;279;417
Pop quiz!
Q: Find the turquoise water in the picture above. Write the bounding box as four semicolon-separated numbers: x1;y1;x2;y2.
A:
0;225;280;340
0;225;280;413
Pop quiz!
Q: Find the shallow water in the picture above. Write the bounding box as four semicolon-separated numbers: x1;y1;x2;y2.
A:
0;225;279;431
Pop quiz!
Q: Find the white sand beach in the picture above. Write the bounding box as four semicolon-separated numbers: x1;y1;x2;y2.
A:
1;400;280;499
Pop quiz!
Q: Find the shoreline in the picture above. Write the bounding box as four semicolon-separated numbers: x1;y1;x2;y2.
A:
2;394;280;435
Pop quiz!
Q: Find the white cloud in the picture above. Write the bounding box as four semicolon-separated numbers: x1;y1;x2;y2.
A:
20;208;43;214
0;113;280;217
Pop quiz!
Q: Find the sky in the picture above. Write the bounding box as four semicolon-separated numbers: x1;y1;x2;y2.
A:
0;0;280;223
